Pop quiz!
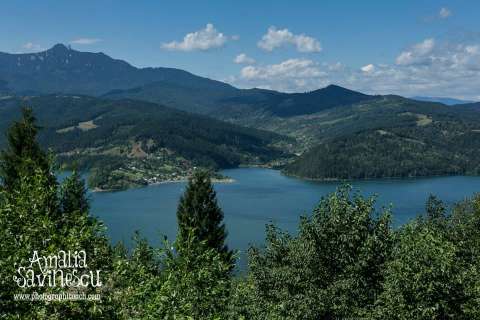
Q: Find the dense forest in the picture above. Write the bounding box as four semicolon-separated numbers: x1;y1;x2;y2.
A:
1;108;480;319
0;96;291;190
283;96;480;180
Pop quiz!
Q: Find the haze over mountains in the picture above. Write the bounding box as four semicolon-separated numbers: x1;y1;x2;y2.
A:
1;44;480;187
411;96;476;106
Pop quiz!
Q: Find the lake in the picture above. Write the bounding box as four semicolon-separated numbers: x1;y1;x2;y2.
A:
88;168;480;265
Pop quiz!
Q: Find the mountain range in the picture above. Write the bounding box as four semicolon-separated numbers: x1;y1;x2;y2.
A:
0;44;374;116
1;44;479;188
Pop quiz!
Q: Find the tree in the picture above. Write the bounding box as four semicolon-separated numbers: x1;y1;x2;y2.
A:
0;107;54;192
425;194;447;224
176;169;233;266
60;170;89;220
153;233;232;319
0;111;114;319
373;222;467;319
245;186;393;319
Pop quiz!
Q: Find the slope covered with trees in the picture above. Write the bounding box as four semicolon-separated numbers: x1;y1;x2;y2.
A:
1;115;480;318
0;96;291;190
283;96;480;180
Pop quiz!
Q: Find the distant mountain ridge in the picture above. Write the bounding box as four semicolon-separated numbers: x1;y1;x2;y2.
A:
411;96;476;106
1;44;375;116
0;44;234;98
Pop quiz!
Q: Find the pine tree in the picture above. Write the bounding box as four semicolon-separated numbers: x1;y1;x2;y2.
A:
0;107;54;191
176;170;233;265
60;170;89;214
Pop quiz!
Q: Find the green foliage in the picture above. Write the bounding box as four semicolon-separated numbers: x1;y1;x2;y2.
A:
373;222;465;319
284;96;480;180
0;107;54;192
0;113;113;319
109;234;162;319
244;186;393;318
1;109;480;319
60;170;89;217
152;233;232;319
0;95;290;190
0;167;114;319
177;170;234;266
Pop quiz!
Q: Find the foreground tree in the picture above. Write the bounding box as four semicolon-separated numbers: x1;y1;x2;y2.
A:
0;107;54;191
0;111;113;319
373;222;466;319
59;169;90;228
242;186;393;318
153;232;232;318
176;169;233;265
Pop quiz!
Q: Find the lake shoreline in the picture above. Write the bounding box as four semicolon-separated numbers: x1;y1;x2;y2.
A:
89;168;480;263
91;177;236;193
282;171;477;183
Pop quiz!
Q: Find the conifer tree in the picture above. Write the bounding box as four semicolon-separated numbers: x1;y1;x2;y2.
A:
0;107;53;191
176;170;233;265
60;170;89;214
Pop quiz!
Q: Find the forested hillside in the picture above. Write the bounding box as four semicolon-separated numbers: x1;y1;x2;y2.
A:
0;96;290;190
283;96;480;179
2;110;480;318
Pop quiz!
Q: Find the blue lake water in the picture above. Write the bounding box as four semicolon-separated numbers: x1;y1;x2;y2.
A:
87;168;480;263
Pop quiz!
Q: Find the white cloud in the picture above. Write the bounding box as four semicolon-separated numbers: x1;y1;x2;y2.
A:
228;38;480;100
236;58;327;92
439;7;451;19
361;64;375;73
22;42;44;51
257;27;322;53
234;53;256;64
241;59;323;80
70;38;102;45
162;23;229;51
396;38;435;65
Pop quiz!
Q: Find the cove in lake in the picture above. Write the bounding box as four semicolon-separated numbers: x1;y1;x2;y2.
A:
88;168;480;258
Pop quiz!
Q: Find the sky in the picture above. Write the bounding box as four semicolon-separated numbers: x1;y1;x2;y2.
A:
1;0;480;100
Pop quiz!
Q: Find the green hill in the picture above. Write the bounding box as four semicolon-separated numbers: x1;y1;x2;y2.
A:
0;95;291;190
283;96;480;180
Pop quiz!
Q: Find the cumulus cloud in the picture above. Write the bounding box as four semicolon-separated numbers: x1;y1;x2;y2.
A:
257;27;322;53
396;38;435;65
241;59;323;80
162;23;229;51
361;64;375;73
22;42;44;51
439;7;452;19
70;38;102;45
235;58;328;91
228;38;480;100
234;53;256;64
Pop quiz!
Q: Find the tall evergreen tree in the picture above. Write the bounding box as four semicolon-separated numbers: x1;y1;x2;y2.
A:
0;107;53;191
176;170;233;265
60;170;89;214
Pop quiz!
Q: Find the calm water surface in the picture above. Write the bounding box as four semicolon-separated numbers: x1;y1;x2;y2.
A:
88;168;480;259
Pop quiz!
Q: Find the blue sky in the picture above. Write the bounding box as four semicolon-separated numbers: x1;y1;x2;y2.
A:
1;0;480;99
